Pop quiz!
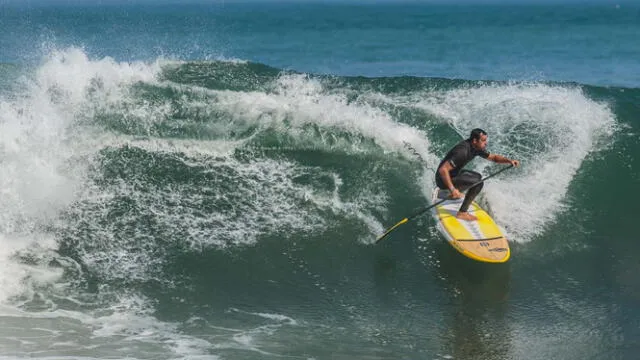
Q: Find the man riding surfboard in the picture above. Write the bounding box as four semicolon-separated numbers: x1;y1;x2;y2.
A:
436;128;520;221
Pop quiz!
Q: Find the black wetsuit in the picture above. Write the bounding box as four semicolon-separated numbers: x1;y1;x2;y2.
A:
435;139;490;213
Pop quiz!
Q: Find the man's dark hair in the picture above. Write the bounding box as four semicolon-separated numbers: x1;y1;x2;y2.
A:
469;128;487;141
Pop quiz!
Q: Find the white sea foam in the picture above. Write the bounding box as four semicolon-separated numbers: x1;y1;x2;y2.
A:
2;48;406;358
414;83;616;241
0;46;618;359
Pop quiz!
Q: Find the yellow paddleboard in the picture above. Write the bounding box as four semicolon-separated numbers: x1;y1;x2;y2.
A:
430;188;510;263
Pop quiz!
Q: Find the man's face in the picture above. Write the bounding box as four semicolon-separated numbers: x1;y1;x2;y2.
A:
472;134;488;151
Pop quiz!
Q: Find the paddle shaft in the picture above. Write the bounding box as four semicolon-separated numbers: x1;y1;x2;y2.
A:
375;164;513;244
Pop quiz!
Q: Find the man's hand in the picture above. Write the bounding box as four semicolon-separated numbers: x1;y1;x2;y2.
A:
510;159;520;167
449;188;463;199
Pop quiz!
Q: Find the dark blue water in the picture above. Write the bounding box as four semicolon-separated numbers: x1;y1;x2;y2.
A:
3;3;640;86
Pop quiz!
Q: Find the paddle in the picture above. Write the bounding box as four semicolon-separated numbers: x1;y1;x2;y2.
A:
375;164;514;244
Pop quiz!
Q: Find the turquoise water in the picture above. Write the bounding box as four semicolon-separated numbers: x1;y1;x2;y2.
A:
0;2;638;359
3;3;640;86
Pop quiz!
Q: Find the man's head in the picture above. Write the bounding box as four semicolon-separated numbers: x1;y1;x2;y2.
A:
469;128;488;151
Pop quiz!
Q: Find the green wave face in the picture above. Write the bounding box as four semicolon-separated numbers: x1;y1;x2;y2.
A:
0;50;637;359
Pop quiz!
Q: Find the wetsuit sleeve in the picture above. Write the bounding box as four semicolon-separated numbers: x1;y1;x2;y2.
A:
478;149;490;159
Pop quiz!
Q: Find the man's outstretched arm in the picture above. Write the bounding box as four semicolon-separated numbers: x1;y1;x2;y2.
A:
488;154;520;167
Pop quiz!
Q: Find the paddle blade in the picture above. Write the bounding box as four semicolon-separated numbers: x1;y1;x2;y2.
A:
375;218;409;243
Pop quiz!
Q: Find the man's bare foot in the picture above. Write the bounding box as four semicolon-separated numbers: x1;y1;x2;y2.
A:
456;212;477;221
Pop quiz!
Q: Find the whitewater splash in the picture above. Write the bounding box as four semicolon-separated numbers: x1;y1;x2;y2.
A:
0;48;202;357
0;47;434;357
0;49;155;301
0;47;619;358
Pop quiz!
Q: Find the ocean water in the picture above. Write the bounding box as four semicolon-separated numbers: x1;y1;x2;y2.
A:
0;2;638;359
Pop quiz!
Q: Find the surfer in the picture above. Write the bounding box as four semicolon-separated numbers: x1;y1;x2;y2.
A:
436;128;520;221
